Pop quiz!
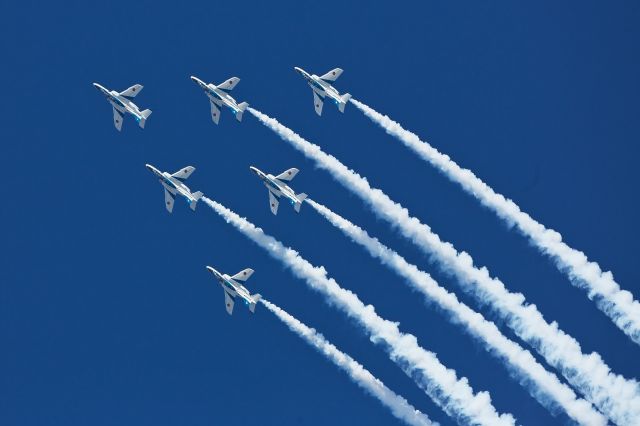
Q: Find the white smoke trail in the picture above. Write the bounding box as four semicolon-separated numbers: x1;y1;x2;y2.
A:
261;299;437;426
247;108;640;425
350;98;640;346
203;197;516;426
307;199;606;426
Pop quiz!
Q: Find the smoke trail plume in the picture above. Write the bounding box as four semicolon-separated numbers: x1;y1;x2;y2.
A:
307;199;606;426
350;98;640;346
203;197;516;426
262;299;437;426
247;108;640;425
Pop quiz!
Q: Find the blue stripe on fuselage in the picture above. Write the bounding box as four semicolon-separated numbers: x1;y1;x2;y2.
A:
310;79;324;92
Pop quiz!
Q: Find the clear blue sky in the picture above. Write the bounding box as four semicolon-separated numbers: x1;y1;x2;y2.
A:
2;1;639;425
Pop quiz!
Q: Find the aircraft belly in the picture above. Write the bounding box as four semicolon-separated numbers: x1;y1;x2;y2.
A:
265;182;282;196
311;86;326;97
222;284;238;298
110;100;126;113
225;101;238;112
208;93;223;106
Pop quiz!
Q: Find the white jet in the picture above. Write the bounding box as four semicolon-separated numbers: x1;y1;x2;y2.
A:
294;67;351;116
250;166;307;215
145;164;203;213
93;82;152;131
190;75;249;125
206;266;262;315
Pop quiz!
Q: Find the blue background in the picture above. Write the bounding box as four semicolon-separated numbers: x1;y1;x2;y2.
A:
2;1;639;425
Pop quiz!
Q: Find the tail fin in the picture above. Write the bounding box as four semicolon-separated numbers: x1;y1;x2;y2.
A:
138;109;152;128
294;193;307;213
338;94;351;113
249;294;262;313
190;191;204;211
235;102;249;122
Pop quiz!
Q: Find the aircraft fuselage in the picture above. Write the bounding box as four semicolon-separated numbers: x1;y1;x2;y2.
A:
250;167;299;205
93;83;145;121
191;76;242;114
294;67;342;104
209;267;253;305
145;164;199;205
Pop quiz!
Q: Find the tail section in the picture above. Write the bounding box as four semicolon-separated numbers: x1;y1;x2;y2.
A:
138;109;152;128
294;193;307;213
338;94;351;113
235;102;249;122
190;191;204;211
249;294;262;313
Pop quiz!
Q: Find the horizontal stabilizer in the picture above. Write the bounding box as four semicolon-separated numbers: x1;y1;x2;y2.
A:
319;68;343;81
275;168;299;182
338;94;351;113
190;191;203;211
172;166;195;180
249;294;261;313
232;268;254;282
138;109;152;128
235;102;249;122
294;193;307;213
217;77;240;91
120;84;143;98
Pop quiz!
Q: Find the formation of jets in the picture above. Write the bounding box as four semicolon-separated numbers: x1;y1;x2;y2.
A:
96;67;347;315
93;67;348;130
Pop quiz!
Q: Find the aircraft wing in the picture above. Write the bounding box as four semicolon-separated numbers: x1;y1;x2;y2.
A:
313;91;324;116
232;268;254;282
210;101;221;124
319;68;343;81
275;168;299;182
224;290;235;315
113;107;123;131
171;166;195;180
268;190;279;215
164;188;175;213
119;84;143;98
217;77;240;91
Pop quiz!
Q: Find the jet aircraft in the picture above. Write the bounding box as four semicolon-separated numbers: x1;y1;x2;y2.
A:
93;82;152;131
145;164;203;213
206;266;262;315
190;75;249;124
294;67;351;116
250;166;307;215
